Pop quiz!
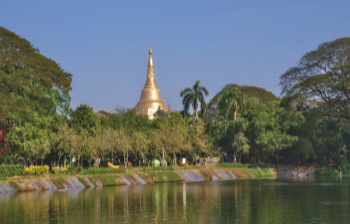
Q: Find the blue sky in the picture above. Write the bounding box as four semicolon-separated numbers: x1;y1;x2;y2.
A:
1;1;350;111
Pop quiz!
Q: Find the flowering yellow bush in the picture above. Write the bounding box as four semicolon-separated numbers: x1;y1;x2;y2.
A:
24;165;49;175
52;167;59;174
51;166;68;174
60;166;68;173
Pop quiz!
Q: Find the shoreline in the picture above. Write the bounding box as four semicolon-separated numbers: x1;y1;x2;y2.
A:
0;166;276;194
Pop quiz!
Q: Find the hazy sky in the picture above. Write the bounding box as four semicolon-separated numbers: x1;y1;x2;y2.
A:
1;1;350;111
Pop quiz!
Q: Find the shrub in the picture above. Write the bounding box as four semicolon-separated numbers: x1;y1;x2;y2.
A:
0;165;24;177
67;166;77;174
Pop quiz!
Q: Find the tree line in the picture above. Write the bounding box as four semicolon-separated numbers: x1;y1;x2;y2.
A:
1;26;350;167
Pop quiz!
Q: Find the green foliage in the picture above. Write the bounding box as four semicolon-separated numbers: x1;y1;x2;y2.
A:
241;97;302;158
0;27;72;161
207;84;279;113
0;165;24;177
154;107;168;118
70;104;100;133
285;109;342;163
334;155;348;167
232;133;250;156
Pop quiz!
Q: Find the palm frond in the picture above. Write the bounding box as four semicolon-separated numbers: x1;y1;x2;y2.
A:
180;88;193;97
198;86;209;96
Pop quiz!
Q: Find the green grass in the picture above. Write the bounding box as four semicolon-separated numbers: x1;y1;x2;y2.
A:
140;166;175;172
147;171;182;182
81;167;125;175
8;181;21;192
99;175;116;186
255;169;274;178
77;177;91;187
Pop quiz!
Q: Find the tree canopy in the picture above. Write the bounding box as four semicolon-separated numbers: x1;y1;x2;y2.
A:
280;37;350;121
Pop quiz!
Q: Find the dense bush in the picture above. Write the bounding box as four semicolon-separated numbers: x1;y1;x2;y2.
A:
334;155;348;167
0;165;24;177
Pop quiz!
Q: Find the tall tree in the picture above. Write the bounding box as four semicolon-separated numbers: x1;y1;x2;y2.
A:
0;27;73;158
280;37;350;121
131;132;149;166
180;80;209;119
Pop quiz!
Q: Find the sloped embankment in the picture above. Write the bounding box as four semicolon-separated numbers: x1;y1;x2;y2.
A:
0;167;273;194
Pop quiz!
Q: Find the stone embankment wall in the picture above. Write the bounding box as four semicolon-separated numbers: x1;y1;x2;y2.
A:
279;168;314;178
0;169;239;195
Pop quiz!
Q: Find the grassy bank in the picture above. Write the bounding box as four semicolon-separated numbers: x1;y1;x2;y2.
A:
0;164;276;193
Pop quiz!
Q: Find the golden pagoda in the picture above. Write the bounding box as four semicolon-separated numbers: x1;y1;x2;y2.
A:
135;44;168;119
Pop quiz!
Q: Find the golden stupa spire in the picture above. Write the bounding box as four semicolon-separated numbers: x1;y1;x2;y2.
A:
147;42;155;78
135;43;168;120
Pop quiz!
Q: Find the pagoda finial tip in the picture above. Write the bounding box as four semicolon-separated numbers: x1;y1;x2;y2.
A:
149;42;153;54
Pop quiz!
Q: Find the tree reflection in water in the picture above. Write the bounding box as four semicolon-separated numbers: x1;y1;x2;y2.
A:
1;177;350;223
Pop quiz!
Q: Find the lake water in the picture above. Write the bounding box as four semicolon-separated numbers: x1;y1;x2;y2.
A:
0;176;350;224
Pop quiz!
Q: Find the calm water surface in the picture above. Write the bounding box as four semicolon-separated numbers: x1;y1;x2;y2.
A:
1;176;350;224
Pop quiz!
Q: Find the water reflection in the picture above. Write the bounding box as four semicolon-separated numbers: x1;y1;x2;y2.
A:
0;177;350;223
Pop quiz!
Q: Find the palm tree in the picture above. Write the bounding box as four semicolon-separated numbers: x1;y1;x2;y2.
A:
180;80;209;119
